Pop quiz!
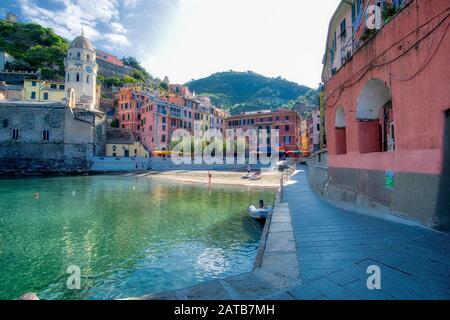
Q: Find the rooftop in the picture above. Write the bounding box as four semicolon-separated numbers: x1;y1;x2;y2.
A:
69;31;94;51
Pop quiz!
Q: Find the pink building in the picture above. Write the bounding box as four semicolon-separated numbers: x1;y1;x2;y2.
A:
169;84;192;98
117;88;141;135
227;109;301;152
140;100;170;152
96;50;125;67
321;0;450;229
307;110;321;154
117;87;202;153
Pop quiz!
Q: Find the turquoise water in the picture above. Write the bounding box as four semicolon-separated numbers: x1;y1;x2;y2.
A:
0;176;276;300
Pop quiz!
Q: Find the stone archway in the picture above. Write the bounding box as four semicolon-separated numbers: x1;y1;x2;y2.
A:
356;79;394;153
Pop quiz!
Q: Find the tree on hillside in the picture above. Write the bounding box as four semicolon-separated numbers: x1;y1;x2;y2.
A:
121;56;152;82
0;21;68;79
185;71;315;115
159;82;168;91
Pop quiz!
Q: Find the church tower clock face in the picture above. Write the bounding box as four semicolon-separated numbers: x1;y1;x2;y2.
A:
85;66;93;74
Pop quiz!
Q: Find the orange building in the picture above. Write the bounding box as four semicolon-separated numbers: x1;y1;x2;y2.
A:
300;120;310;157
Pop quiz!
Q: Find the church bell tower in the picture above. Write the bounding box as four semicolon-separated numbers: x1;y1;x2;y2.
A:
64;30;98;111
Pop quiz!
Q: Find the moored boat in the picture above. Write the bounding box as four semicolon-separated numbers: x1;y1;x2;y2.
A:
248;205;272;220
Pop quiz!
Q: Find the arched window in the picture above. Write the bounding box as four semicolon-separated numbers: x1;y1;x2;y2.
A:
67;73;70;82
76;73;80;82
77;52;81;58
334;106;347;155
357;79;394;153
86;75;90;84
87;54;90;61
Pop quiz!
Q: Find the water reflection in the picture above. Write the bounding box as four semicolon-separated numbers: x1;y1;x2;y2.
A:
0;176;275;300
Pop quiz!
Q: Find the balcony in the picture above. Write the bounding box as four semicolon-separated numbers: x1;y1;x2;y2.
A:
325;0;412;82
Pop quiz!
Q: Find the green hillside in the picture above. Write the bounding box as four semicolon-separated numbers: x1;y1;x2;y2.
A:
0;20;68;80
186;71;319;116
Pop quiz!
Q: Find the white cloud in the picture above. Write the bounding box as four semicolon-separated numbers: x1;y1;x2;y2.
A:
104;34;131;47
110;22;127;34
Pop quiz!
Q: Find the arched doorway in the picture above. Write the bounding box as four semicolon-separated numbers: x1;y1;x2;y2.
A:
335;106;347;155
356;79;394;153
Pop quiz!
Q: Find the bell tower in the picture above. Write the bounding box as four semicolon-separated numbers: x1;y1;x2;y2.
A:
64;30;98;111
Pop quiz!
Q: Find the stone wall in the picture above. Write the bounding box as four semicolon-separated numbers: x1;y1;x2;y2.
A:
91;156;150;172
0;103;100;174
0;104;67;172
94;115;107;156
306;159;446;230
307;164;328;196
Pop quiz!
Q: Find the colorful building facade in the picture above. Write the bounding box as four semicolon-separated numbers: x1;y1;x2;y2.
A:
116;85;228;155
321;0;450;229
300;120;310;157
307;110;321;154
96;50;131;78
24;80;65;103
227;109;301;152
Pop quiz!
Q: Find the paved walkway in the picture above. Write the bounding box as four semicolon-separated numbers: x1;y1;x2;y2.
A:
282;167;450;300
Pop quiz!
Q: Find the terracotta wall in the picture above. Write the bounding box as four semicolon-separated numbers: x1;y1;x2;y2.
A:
325;0;450;175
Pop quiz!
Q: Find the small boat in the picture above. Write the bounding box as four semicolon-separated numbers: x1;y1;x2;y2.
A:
249;172;262;180
248;205;272;220
273;160;287;171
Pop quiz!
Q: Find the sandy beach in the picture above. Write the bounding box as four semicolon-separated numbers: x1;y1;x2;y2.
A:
127;169;282;188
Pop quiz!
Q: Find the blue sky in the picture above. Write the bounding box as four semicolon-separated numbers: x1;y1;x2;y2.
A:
1;0;341;87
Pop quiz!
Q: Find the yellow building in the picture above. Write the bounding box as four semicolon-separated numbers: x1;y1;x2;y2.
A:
24;80;65;102
301;120;310;157
106;128;149;157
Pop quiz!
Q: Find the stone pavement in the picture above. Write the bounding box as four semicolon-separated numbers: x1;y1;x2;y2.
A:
281;167;450;300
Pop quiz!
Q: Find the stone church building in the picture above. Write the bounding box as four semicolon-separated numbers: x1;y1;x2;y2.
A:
0;32;106;174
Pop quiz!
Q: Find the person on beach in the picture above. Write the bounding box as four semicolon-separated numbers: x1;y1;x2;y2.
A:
208;172;212;185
